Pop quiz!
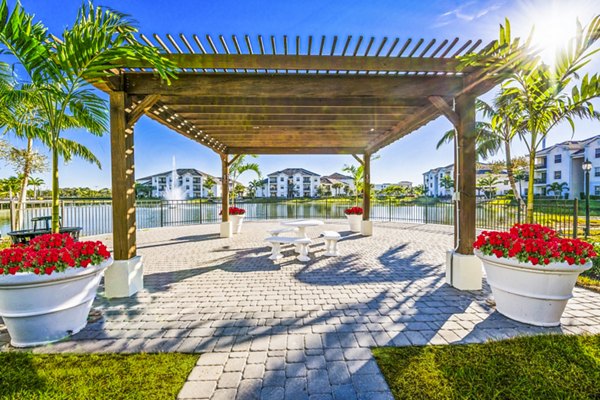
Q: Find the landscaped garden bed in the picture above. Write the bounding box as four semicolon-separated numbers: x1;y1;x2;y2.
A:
0;352;198;399
373;334;600;400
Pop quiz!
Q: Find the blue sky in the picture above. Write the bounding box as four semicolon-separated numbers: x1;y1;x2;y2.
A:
1;0;600;189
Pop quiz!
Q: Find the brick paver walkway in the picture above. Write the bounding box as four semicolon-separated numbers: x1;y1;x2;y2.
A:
2;221;600;399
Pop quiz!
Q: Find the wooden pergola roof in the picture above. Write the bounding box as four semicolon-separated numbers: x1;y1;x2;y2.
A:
101;34;497;155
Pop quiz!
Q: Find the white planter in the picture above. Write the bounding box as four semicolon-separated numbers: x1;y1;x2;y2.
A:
346;214;362;232
231;215;245;234
476;251;591;326
0;258;112;347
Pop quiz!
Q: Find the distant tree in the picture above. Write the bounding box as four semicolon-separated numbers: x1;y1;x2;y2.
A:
203;176;217;198
547;182;569;199
439;175;454;195
28;177;44;198
135;182;152;198
332;182;343;196
229;155;260;205
412;184;426;197
247;179;263;198
477;174;499;199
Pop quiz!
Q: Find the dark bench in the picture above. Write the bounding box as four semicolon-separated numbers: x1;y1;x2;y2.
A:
7;216;82;244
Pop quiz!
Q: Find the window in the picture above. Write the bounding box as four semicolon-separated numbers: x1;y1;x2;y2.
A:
280;186;284;190
554;171;561;179
595;167;600;177
596;148;600;158
596;186;600;196
554;154;562;163
280;177;284;182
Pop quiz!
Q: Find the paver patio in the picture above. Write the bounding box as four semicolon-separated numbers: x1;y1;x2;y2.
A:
2;221;600;400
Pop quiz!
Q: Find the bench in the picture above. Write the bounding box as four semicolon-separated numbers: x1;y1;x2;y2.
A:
321;231;341;257
267;227;298;237
265;236;312;262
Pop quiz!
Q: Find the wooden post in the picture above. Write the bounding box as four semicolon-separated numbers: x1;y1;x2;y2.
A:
221;154;229;222
363;153;371;221
110;91;137;260
455;93;476;255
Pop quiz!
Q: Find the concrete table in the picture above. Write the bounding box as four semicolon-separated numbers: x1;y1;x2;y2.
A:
281;219;324;238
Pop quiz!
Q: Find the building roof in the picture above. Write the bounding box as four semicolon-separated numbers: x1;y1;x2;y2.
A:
325;172;353;180
320;177;336;184
137;168;220;182
536;135;600;156
267;168;320;177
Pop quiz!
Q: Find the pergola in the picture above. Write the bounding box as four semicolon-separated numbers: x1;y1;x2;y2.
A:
99;34;498;296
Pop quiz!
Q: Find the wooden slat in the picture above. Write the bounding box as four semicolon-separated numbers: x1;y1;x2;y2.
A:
165;105;417;115
127;94;160;128
428;95;458;128
157;96;427;108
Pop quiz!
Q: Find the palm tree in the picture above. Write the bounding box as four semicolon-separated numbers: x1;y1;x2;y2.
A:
0;1;175;232
247;179;263;198
439;175;454;196
477;174;499;199
513;169;527;199
547;182;569;199
472;17;600;222
28;177;44;199
203;176;217;198
0;176;20;199
332;182;343;196
342;164;362;205
436;97;526;203
228;155;260;205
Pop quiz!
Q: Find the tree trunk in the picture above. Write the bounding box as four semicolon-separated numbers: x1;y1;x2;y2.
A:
526;146;536;223
504;140;523;204
51;146;60;233
15;138;33;229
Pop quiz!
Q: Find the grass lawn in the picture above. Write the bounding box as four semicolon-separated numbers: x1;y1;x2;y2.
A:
0;352;199;400
373;334;600;400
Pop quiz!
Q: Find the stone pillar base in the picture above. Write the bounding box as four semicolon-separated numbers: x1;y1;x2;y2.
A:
220;221;232;238
446;250;482;290
104;255;144;298
361;220;373;236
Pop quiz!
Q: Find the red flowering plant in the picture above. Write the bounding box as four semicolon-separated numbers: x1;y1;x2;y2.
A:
0;233;111;276
473;223;596;266
219;206;246;216
344;206;364;215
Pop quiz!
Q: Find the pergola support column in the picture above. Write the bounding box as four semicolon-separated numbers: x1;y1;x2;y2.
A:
445;92;482;290
361;153;373;236
105;91;144;298
220;154;232;238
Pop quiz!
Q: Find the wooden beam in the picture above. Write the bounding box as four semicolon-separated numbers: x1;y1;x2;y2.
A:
455;93;477;255
221;154;229;222
125;73;464;98
164;105;418;115
110;92;136;260
428;96;459;128
363;153;371;221
182;114;404;123
352;154;364;165
228;154;242;166
366;104;441;153
127;94;160;128
157;96;429;108
114;53;461;73
226;147;365;154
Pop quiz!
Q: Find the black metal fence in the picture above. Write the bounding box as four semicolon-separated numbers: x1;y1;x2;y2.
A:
0;197;585;238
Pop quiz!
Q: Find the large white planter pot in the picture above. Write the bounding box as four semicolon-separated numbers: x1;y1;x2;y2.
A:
0;258;112;347
476;251;591;326
346;214;362;232
231;215;245;234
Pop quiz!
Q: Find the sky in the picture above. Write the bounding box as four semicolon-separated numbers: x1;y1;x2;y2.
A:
1;0;600;190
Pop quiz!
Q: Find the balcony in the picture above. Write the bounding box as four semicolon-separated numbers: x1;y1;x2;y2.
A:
533;178;546;185
534;158;547;169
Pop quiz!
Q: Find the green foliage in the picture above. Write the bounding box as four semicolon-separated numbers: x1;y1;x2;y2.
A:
374;334;600;400
0;352;198;399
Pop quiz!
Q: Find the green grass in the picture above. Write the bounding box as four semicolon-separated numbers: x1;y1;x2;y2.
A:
0;352;199;400
373;334;600;400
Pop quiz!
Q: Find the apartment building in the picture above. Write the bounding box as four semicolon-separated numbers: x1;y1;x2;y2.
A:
257;168;321;198
534;135;600;198
423;163;516;197
137;169;220;199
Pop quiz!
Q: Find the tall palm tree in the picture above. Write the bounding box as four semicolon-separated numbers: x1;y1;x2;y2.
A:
332;182;343;196
28;177;44;199
546;182;569;199
0;0;176;232
472;17;600;222
228;155;260;206
342;164;362;205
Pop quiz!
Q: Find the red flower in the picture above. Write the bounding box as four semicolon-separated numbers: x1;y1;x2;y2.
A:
219;207;246;216
344;207;364;215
